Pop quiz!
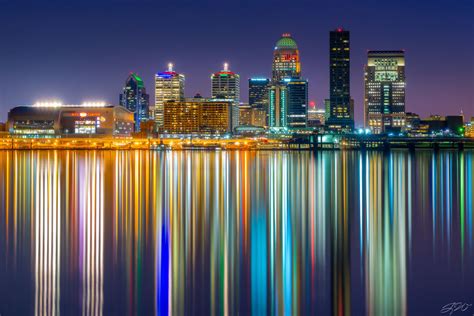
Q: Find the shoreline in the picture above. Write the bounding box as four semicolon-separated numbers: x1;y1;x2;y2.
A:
0;135;473;151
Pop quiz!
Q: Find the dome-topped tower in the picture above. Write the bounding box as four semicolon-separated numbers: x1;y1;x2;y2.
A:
272;33;301;82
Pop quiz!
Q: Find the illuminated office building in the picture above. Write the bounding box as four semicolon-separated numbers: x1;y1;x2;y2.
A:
162;98;231;134
269;84;288;127
7;102;134;137
119;73;150;131
249;78;270;124
249;78;270;108
211;63;240;130
286;78;308;127
269;33;308;128
155;63;185;127
238;103;266;127
272;33;301;82
327;28;353;132
365;50;406;134
239;103;252;126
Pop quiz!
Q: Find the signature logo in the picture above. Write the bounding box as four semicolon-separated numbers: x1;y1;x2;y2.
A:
440;302;472;315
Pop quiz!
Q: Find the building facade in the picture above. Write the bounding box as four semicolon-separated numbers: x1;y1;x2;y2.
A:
119;73;150;132
155;63;185;127
211;63;240;130
326;28;353;132
272;34;301;82
7;103;134;137
285;78;308;127
162;99;231;134
365;50;406;134
308;106;326;127
269;84;288;127
249;78;270;124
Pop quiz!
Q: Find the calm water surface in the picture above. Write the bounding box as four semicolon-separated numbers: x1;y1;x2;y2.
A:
0;150;473;315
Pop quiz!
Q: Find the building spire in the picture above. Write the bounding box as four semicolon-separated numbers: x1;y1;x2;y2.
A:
168;62;174;72
223;62;229;72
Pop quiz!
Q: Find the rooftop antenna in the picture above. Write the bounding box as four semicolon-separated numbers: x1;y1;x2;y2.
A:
168;63;174;72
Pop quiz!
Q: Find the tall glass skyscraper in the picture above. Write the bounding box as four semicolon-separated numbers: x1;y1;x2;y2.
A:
272;33;301;82
327;28;353;132
365;50;406;134
211;63;240;130
286;78;308;127
155;63;185;127
249;78;270;124
119;73;150;132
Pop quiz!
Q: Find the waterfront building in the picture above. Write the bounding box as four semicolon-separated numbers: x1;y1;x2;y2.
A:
251;109;267;127
404;112;421;134
308;104;326;127
269;34;308;129
239;103;252;126
7;102;134;137
465;117;474;138
119;73;150;132
286;78;308;127
272;33;301;82
211;63;240;130
326;28;353;132
446;116;464;135
249;78;270;124
269;84;288;127
239;103;267;127
365;50;406;134
162;98;231;134
155;63;185;127
249;78;270;109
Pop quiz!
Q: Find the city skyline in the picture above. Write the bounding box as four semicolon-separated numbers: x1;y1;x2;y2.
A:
0;0;472;124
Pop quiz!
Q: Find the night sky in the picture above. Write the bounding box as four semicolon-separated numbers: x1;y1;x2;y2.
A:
0;0;472;125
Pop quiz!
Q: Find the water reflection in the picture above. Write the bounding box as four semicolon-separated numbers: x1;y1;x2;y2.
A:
0;150;472;315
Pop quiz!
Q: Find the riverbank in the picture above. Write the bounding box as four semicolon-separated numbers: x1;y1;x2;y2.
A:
1;135;473;150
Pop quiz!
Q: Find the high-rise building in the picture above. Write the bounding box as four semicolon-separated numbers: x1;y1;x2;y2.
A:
119;73;150;131
327;28;353;132
211;63;240;130
272;33;301;82
285;78;308;127
249;78;270;125
269;84;288;127
155;63;185;127
162;98;231;134
365;50;406;134
269;34;309;128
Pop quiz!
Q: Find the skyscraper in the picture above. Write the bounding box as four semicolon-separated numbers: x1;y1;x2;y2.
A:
272;33;301;82
285;78;308;127
119;73;150;131
269;33;308;128
365;50;406;134
269;84;288;127
155;63;185;127
249;78;270;124
327;28;353;132
211;63;240;130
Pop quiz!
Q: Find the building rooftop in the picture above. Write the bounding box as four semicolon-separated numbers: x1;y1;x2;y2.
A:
275;33;298;50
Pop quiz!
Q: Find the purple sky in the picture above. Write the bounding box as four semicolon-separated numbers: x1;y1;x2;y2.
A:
0;0;472;125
